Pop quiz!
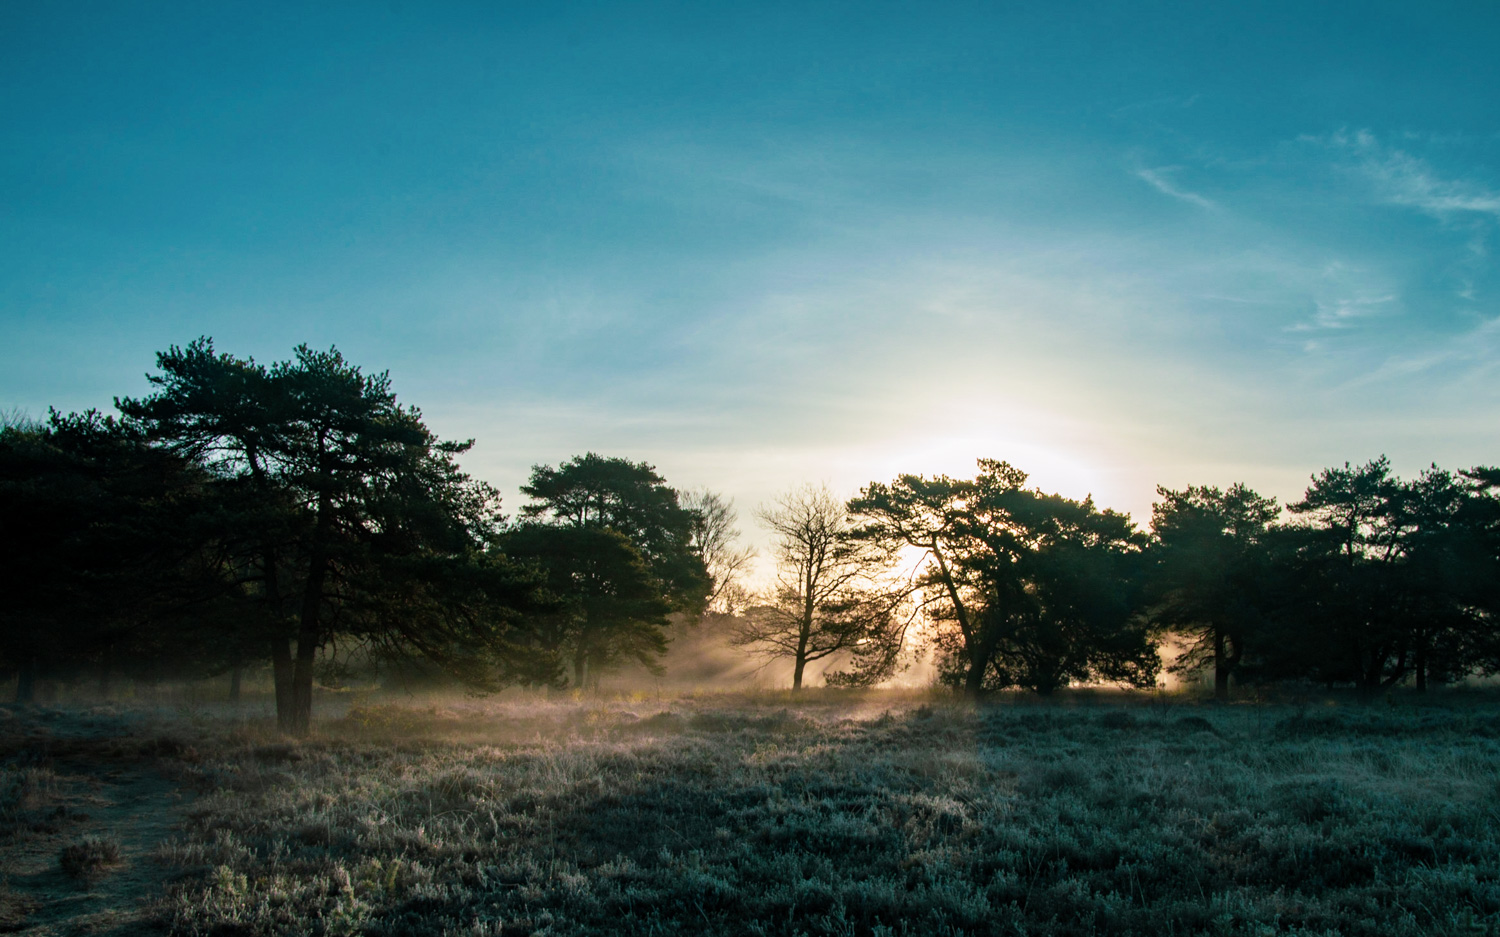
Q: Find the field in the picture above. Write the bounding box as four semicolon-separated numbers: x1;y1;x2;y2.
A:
3;691;1500;936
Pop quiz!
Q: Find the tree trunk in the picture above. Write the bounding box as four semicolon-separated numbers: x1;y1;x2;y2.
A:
1357;650;1382;701
1214;630;1230;701
572;647;588;690
929;542;984;699
287;478;332;737
271;637;294;731
260;537;295;728
1414;646;1428;692
229;661;243;704
963;613;1004;699
14;658;36;705
964;627;1005;698
791;612;811;691
290;552;326;737
291;636;317;736
290;598;322;735
963;653;987;698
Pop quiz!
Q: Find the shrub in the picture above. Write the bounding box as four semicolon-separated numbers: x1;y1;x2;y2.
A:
59;834;123;880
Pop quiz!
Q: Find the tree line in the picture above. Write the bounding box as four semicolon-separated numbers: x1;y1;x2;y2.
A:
842;458;1500;700
0;341;715;734
3;340;1498;733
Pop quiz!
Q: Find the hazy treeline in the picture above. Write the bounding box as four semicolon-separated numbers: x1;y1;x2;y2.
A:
849;458;1500;701
4;339;1499;733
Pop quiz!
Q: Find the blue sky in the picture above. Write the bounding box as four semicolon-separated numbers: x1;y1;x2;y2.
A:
4;1;1499;563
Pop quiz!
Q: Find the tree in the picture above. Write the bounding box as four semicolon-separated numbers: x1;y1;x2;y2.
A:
680;488;755;615
116;340;301;719
1265;458;1450;694
851;460;1158;697
1275;458;1414;694
1265;459;1500;695
983;488;1157;695
847;470;986;692
0;410;222;702
120;339;547;734
507;453;710;688
502;523;675;687
1391;466;1485;690
1452;466;1500;677
0;415;108;701
1146;483;1281;700
731;485;908;690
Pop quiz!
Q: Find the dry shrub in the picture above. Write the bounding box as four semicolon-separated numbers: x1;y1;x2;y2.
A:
59;834;123;880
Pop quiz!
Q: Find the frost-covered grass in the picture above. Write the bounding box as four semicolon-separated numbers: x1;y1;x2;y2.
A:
59;832;124;879
147;692;1500;936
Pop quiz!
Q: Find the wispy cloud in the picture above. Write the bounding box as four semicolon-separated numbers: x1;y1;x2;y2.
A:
1290;293;1397;332
1135;166;1216;210
1345;313;1500;387
1111;93;1202;118
1285;262;1399;335
1332;129;1500;218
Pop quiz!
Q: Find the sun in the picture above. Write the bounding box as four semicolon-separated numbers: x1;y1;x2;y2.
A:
862;427;1117;509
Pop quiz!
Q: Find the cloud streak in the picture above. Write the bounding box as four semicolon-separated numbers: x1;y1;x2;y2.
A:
1135;167;1217;210
1289;292;1397;332
1336;130;1500;218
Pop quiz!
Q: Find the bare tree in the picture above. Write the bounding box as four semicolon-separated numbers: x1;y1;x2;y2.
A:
733;484;909;690
0;408;37;431
682;488;756;615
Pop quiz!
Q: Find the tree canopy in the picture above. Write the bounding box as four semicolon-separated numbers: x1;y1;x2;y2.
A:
114;338;550;733
507;453;710;688
851;460;1157;697
1146;483;1282;699
0;410;220;701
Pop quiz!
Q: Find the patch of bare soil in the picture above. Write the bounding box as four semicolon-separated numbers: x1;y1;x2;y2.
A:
0;711;196;936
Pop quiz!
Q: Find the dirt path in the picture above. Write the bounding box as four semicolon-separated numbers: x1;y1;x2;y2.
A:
1;719;197;936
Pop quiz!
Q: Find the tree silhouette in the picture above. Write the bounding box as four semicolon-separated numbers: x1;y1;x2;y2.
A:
680;488;755;615
1259;459;1500;694
847;470;987;692
1147;483;1281;699
982;487;1156;695
120;339;547;733
852;460;1157;697
0;410;220;702
731;485;908;690
1277;458;1417;694
508;453;709;688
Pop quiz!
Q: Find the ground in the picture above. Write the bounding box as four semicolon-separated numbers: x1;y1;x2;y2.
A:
2;690;1499;936
0;707;194;935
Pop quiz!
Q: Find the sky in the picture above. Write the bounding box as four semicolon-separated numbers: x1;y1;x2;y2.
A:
4;1;1500;572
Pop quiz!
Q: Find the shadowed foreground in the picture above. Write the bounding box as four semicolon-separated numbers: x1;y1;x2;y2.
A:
3;693;1500;936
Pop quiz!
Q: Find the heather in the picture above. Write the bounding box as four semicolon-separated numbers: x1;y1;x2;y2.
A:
8;690;1495;936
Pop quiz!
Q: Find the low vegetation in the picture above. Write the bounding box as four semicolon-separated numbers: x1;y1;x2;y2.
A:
59;833;124;880
6;691;1487;936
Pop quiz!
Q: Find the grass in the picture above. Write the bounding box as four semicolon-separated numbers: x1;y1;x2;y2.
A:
93;690;1496;937
0;755;61;831
59;833;124;880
